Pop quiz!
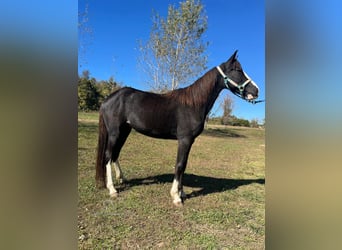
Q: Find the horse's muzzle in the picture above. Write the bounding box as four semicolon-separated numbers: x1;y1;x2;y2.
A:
246;94;256;100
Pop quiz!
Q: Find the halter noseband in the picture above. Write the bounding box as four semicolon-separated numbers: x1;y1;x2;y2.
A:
216;66;264;104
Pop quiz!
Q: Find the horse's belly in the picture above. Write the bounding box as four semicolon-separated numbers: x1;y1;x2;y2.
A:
133;127;177;140
128;113;177;139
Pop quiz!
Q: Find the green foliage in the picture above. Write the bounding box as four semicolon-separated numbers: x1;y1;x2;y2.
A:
231;117;250;127
139;0;209;92
207;117;222;125
96;76;120;104
78;71;121;111
78;76;100;111
221;115;251;127
209;116;262;128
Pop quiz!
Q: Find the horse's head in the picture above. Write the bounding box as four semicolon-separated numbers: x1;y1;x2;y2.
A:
218;50;259;101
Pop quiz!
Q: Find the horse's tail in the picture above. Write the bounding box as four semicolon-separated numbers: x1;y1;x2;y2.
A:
95;110;108;188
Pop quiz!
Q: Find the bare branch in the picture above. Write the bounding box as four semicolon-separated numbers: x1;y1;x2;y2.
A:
137;0;209;92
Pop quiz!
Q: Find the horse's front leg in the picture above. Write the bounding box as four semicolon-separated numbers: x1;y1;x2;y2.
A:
170;137;194;206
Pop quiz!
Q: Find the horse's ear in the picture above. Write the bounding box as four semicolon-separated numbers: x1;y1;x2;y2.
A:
227;50;238;62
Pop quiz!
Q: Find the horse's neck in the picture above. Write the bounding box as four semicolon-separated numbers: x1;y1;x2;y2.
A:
202;77;224;117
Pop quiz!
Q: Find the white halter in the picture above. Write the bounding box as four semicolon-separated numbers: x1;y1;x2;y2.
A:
216;66;259;93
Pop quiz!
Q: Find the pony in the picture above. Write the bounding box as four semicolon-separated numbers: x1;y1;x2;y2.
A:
95;50;260;206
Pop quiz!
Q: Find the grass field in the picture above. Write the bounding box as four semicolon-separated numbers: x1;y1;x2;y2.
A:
78;112;265;249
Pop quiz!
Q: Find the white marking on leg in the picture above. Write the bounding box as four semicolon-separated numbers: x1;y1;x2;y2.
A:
170;179;182;205
114;160;124;184
170;179;178;197
106;160;118;197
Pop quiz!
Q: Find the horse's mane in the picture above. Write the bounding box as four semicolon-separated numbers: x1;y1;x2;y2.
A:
163;68;218;107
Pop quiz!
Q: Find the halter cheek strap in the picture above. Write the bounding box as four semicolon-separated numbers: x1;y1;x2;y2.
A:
216;66;253;94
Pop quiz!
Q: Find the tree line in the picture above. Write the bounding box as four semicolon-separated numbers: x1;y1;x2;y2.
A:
209;116;262;128
78;70;121;111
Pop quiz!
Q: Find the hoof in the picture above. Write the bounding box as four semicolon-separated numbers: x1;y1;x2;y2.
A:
109;191;118;198
172;198;183;207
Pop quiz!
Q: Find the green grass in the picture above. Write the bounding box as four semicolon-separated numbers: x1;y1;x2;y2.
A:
78;112;265;249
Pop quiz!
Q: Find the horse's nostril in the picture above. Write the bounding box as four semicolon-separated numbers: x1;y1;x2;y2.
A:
246;94;254;100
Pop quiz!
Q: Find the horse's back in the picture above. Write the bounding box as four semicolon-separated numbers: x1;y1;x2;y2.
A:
99;87;204;139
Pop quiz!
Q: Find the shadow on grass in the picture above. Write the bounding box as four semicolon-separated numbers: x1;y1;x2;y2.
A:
201;128;246;138
122;173;264;199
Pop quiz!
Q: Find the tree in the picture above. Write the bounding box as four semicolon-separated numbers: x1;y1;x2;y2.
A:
78;71;121;111
221;94;234;125
250;118;259;128
138;0;209;92
97;76;120;105
78;71;100;111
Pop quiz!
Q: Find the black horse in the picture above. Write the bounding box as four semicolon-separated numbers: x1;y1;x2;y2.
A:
95;50;260;206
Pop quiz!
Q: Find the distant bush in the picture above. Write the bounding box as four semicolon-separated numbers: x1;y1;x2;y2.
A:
250;118;259;128
207;117;221;125
230;117;250;127
219;115;250;127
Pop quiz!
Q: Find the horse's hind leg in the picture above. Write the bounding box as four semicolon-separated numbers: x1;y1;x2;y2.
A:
104;127;120;196
105;160;124;197
112;123;131;182
105;123;131;197
105;130;120;197
113;160;124;184
105;159;117;197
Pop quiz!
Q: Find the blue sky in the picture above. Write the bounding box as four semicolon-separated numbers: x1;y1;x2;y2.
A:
78;0;265;121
